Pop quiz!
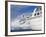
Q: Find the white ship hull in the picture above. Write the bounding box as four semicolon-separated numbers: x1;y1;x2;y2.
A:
30;16;42;30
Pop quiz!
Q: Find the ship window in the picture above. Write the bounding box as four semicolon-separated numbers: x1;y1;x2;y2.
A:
37;12;39;15
34;13;36;16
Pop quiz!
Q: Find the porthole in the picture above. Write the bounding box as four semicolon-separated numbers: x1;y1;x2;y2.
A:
37;12;39;15
34;13;36;16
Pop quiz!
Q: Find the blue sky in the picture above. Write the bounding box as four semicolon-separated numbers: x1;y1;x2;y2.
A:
10;5;39;20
